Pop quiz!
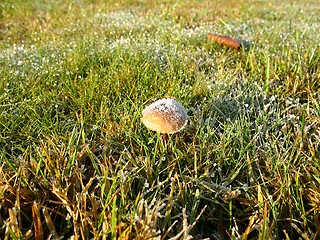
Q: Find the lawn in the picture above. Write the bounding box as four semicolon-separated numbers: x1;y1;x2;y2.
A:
0;0;319;239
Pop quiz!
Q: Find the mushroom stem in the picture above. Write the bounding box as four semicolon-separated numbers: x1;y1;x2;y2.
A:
161;133;171;155
162;133;168;142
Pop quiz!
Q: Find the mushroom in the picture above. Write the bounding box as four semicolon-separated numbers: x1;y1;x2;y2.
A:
141;98;188;141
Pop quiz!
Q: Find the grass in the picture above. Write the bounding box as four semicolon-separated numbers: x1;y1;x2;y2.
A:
0;0;319;239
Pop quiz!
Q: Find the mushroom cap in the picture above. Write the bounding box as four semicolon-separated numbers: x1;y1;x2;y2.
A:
141;98;188;134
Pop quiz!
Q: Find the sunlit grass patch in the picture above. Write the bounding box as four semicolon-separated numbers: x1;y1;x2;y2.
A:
0;0;319;239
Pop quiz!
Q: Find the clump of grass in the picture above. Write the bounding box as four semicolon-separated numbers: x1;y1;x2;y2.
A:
0;0;319;239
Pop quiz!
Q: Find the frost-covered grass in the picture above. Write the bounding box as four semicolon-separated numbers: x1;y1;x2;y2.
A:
0;0;319;239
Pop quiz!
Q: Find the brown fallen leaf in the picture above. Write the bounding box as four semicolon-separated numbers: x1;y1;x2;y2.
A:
207;33;241;50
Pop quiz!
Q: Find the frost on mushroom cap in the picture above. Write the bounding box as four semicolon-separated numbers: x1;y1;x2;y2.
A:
141;98;188;134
